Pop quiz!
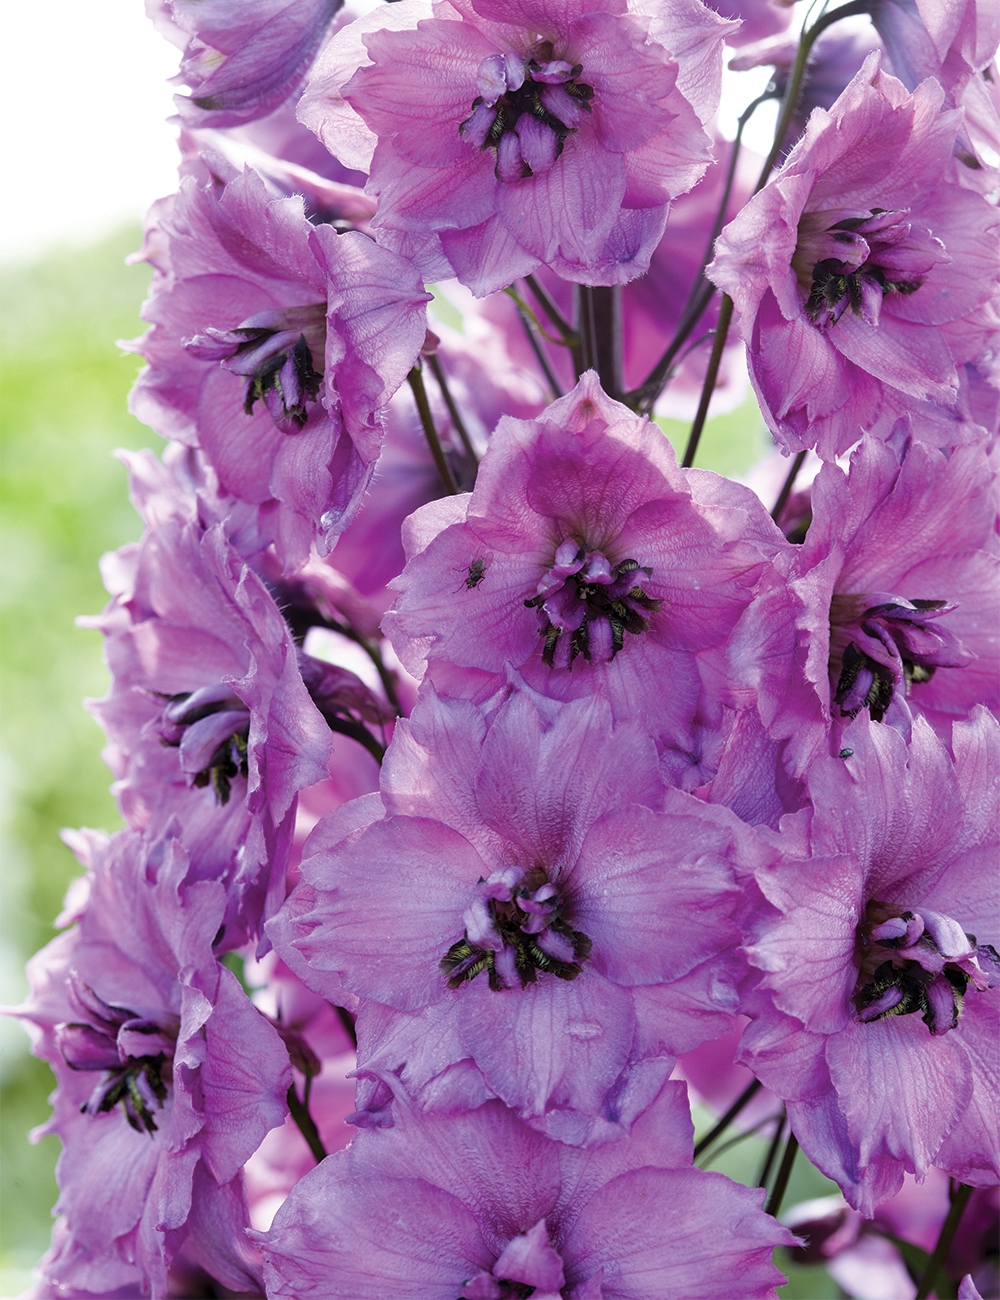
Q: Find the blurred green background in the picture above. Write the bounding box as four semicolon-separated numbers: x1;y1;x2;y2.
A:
0;227;159;1295
0;233;842;1297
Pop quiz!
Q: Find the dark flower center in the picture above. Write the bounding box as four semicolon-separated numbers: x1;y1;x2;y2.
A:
460;43;593;182
829;592;972;722
853;900;999;1036
524;540;661;668
794;207;944;329
157;682;251;804
84;1056;170;1135
58;982;174;1135
186;302;326;433
441;867;592;993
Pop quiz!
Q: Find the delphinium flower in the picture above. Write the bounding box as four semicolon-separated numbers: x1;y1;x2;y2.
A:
740;709;1000;1213
82;472;335;946
385;372;785;752
10;0;1000;1287
10;830;292;1298
270;687;747;1144
708;51;1000;458
867;0;1000;179
781;1171;999;1299
740;434;999;777
255;1083;793;1298
299;0;732;294
129;154;431;566
709;0;794;47
151;0;344;129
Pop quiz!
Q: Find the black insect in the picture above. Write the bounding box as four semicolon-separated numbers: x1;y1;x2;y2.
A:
465;559;487;590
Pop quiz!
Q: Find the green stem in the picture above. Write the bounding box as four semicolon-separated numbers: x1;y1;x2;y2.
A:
408;364;458;496
632;92;768;414
576;285;622;398
504;286;567;346
754;0;873;195
515;302;564;399
524;274;577;344
693;1078;763;1159
914;1182;972;1300
764;1130;799;1218
428;352;478;468
286;1082;328;1165
756;1111;786;1189
681;294;734;468
303;613;403;719
700;1111;787;1166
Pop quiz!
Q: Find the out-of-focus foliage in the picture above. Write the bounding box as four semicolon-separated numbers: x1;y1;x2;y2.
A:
0;228;158;1288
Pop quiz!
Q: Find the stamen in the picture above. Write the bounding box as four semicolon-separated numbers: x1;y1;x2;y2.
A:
157;687;251;803
186;303;327;432
459;47;594;182
853;901;998;1036
441;870;592;992
796;206;939;329
830;594;971;722
525;545;661;668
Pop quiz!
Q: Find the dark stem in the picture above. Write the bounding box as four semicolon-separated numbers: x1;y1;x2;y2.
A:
576;285;622;399
516;302;564;399
764;1130;799;1218
286;1082;328;1164
568;286;587;381
681;294;734;468
338;626;403;719
335;1003;358;1049
427;352;478;468
408;364;459;496
770;449;808;523
914;1182;973;1300
322;713;385;765
284;604;404;719
756;1109;786;1189
631;91;768;415
693;1078;763;1159
524;274;577;344
701;1111;788;1165
754;0;874;195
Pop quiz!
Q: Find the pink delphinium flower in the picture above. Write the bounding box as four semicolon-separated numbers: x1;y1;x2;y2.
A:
255;1084;793;1298
740;434;998;778
10;830;291;1299
385;372;783;751
708;51;1000;459
868;0;1000;180
740;709;1000;1213
300;0;731;294
150;0;344;129
129;156;431;566
83;493;334;946
270;687;747;1143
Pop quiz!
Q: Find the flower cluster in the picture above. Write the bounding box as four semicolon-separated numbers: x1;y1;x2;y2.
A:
8;0;998;1296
